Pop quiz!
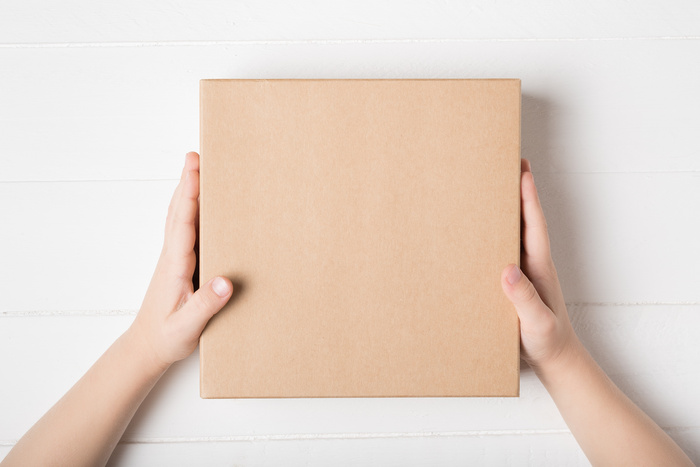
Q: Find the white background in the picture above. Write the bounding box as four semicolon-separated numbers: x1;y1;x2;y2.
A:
1;1;699;465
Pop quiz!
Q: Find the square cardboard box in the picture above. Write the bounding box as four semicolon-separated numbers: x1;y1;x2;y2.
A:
199;79;521;398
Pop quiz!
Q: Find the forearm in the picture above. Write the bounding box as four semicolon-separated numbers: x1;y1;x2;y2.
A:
2;326;168;467
537;340;693;466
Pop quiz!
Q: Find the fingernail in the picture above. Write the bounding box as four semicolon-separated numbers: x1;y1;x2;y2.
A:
506;265;521;285
212;277;230;297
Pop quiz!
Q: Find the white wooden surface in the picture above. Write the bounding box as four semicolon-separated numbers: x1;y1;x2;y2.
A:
1;1;699;465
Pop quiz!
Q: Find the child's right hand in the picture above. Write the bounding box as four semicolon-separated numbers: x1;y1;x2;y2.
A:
500;160;694;466
500;159;581;373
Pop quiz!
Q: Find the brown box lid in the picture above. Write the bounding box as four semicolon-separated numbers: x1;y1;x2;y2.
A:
199;79;521;398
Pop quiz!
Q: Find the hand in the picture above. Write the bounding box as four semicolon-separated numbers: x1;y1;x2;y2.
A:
500;159;580;372
127;151;233;372
500;160;694;466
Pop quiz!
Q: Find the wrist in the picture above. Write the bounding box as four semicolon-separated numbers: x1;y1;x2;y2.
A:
122;323;172;377
533;332;589;387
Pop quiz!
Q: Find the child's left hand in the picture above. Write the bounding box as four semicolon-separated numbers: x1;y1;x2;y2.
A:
127;151;233;372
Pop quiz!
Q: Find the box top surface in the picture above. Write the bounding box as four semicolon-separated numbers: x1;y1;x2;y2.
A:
199;79;521;398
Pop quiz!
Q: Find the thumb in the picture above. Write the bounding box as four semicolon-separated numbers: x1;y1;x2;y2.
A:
177;276;233;333
501;264;552;326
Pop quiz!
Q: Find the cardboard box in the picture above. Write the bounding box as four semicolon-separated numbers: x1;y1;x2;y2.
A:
199;79;521;398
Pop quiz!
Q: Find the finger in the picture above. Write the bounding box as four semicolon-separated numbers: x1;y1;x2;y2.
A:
183;151;200;173
501;264;553;328
521;158;532;173
164;169;200;269
166;152;201;231
521;165;551;265
164;151;200;249
158;153;202;289
172;276;233;337
178;152;200;180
